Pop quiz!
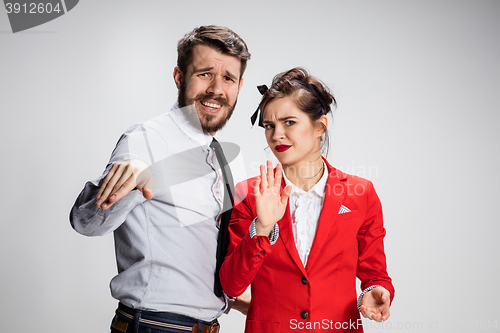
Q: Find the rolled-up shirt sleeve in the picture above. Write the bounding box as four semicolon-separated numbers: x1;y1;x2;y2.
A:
69;176;145;236
69;123;161;236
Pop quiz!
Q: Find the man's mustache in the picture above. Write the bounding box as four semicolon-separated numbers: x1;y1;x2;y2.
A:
193;94;231;108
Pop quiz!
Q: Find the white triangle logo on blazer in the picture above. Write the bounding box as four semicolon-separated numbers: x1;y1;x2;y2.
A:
338;205;351;214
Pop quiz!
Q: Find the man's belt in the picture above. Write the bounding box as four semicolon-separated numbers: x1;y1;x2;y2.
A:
112;303;220;333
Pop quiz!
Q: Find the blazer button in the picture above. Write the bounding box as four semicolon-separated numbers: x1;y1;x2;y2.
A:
301;311;308;319
301;276;308;285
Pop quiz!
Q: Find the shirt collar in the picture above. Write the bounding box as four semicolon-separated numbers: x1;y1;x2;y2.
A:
169;102;214;148
283;159;328;198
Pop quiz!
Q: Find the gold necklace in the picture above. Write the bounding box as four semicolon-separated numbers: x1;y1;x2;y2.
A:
302;163;324;179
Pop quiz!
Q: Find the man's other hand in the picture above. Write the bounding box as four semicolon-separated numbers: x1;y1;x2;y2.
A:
96;159;153;210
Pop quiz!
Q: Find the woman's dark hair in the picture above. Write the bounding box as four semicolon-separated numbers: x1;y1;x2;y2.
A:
177;25;251;79
259;67;336;155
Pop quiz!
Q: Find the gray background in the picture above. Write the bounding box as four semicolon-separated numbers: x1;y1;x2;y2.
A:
1;1;499;332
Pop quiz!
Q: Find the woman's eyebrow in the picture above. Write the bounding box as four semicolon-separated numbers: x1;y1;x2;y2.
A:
262;116;298;124
278;116;298;121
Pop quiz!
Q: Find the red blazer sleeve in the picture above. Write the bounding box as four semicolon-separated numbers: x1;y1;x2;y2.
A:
356;180;395;302
219;178;273;298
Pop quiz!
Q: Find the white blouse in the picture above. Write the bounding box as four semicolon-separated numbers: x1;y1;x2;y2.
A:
283;160;328;266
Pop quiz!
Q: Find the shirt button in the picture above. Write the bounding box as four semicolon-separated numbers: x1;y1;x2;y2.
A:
301;276;308;285
301;311;308;319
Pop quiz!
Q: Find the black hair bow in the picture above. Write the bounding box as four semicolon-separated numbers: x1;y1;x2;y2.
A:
250;85;268;127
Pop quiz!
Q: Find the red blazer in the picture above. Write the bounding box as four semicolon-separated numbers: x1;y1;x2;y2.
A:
220;160;394;332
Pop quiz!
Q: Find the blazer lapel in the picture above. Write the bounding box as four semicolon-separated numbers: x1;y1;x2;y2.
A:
278;180;308;277
305;160;347;270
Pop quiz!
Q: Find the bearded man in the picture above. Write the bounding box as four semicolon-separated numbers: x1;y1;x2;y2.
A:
70;25;250;333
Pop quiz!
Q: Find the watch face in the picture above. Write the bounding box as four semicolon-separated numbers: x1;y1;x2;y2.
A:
4;0;80;33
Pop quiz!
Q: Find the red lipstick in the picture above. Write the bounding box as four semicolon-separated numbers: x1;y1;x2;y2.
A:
275;145;291;152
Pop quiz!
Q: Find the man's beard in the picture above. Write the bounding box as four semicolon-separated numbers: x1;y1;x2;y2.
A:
178;81;237;134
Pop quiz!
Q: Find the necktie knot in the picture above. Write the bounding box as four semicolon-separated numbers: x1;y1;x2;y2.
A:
210;137;221;150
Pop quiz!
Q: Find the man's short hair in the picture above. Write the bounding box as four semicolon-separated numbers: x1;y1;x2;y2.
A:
177;25;251;79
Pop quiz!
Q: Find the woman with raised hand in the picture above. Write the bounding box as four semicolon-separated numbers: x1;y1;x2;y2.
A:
220;67;394;332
